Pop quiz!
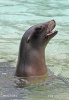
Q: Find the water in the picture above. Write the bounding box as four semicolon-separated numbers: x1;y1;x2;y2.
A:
0;0;69;100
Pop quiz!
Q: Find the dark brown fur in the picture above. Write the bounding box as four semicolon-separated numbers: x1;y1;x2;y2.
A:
15;20;58;77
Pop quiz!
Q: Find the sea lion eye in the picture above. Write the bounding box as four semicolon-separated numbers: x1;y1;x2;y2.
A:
35;26;43;32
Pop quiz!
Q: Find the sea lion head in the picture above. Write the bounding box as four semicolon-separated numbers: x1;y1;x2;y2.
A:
26;20;58;49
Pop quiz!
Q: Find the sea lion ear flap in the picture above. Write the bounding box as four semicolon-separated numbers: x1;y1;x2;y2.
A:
27;35;31;43
27;34;33;43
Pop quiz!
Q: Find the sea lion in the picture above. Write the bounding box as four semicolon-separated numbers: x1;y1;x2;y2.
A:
15;20;58;77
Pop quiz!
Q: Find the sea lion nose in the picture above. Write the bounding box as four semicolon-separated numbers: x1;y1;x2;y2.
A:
52;20;55;23
51;20;56;26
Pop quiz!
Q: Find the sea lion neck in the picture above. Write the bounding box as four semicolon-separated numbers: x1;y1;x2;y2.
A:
16;39;47;77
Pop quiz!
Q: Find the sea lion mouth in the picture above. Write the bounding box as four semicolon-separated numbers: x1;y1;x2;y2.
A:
47;30;58;36
46;20;58;37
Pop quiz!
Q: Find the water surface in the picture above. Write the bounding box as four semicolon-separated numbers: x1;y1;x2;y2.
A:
0;0;69;100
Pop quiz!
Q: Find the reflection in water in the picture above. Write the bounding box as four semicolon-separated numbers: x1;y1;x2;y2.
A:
0;0;69;100
0;63;69;100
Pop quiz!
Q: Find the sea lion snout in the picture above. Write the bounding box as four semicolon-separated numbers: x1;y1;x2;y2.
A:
45;20;58;40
